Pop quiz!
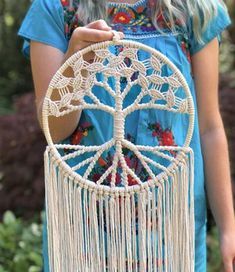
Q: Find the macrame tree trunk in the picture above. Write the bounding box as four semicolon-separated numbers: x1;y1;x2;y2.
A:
42;39;195;272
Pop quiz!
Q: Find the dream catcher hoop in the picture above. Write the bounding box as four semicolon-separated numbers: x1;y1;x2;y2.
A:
42;39;195;272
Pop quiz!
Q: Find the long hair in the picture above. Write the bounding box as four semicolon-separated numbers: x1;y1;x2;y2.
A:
71;0;228;43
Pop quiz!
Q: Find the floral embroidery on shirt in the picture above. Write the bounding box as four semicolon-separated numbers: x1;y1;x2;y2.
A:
61;0;83;40
108;4;154;33
88;133;151;186
109;2;191;61
70;122;94;145
61;0;191;61
108;1;186;34
61;0;69;6
112;9;135;24
177;33;191;63
63;122;94;154
148;122;177;156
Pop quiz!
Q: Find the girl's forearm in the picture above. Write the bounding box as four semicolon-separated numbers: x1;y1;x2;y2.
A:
35;53;83;144
200;125;235;233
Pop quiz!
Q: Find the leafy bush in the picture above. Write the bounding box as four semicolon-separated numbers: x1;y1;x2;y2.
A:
0;211;43;272
0;210;225;272
207;226;223;272
0;0;33;114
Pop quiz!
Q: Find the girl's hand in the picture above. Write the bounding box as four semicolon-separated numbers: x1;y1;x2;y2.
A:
219;229;235;272
64;19;124;62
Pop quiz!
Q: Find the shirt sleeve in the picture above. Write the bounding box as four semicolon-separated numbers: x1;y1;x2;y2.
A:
189;2;231;55
17;0;68;58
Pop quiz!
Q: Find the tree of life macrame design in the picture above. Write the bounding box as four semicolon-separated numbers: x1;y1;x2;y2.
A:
43;40;194;190
42;40;195;272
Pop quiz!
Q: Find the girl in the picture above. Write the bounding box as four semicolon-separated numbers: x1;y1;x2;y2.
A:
18;0;235;271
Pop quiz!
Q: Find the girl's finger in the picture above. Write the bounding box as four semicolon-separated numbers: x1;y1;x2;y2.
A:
73;27;124;43
86;19;112;31
73;27;114;42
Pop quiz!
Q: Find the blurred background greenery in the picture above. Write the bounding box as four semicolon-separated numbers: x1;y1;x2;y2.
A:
0;0;234;271
0;0;33;115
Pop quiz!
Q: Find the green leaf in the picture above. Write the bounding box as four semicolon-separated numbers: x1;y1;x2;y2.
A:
28;266;41;272
29;252;43;266
3;211;16;225
0;210;43;271
0;265;8;272
31;223;41;237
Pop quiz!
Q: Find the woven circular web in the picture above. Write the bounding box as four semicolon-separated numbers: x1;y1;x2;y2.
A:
42;40;195;190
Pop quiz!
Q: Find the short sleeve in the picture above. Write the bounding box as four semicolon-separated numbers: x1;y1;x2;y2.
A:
189;2;231;55
17;0;68;58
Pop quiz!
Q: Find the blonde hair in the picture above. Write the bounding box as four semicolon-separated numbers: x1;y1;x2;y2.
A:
70;0;228;43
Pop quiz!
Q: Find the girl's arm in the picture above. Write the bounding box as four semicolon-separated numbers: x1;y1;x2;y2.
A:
191;38;235;272
30;20;123;143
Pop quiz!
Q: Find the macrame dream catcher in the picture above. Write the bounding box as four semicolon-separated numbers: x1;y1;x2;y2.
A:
42;39;195;272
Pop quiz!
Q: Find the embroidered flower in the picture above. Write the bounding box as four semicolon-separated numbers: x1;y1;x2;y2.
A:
61;0;69;6
159;129;176;146
61;0;191;62
113;11;133;24
109;3;152;29
71;122;94;145
63;121;94;154
148;122;177;156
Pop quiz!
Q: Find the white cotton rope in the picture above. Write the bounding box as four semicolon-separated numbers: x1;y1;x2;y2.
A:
43;39;195;272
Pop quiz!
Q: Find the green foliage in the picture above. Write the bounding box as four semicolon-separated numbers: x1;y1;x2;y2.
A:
0;211;43;272
0;210;226;271
0;0;33;115
207;226;223;272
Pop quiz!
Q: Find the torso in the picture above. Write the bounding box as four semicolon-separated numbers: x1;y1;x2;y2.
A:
41;1;208;270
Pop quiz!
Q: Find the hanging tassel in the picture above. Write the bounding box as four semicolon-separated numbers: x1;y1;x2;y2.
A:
44;147;194;272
